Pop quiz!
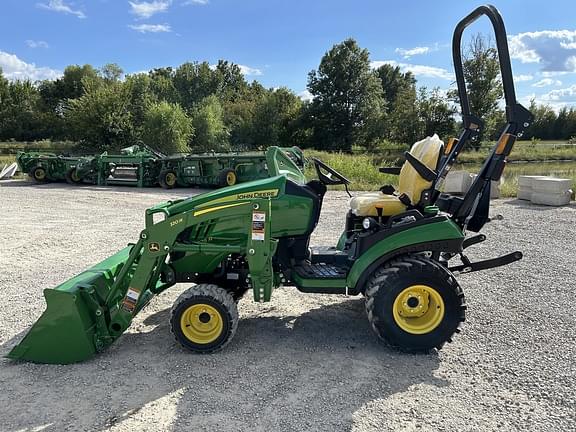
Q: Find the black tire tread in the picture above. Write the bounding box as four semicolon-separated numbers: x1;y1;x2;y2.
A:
65;167;82;185
365;254;466;353
159;169;177;189
218;168;237;187
170;283;238;354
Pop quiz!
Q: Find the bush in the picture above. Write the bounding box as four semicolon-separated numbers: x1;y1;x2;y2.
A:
141;101;193;155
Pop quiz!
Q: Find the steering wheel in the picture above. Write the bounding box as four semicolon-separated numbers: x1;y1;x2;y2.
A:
311;157;351;186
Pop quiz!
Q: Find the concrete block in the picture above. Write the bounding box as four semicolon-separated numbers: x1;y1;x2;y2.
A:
517;187;532;201
531;177;572;194
517;176;550;201
531;190;572;206
444;171;473;195
518;175;549;188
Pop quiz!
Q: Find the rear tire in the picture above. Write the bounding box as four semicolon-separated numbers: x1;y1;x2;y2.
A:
218;168;237;187
365;254;465;352
170;284;238;354
65;167;82;185
159;169;178;189
30;166;47;183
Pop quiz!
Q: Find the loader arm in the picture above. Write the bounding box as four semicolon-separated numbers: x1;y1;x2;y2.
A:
8;194;281;364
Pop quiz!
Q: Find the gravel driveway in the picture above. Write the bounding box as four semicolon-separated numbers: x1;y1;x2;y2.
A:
0;181;574;431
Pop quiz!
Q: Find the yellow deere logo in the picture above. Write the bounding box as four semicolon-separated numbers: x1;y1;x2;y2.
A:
196;189;279;209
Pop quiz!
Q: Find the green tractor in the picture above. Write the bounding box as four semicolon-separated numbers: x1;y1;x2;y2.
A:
7;5;532;364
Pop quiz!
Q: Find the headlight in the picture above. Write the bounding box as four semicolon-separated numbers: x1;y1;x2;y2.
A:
362;218;372;230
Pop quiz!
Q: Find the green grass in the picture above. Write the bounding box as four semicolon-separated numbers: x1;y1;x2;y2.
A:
304;150;399;191
0;155;16;165
0;140;76;155
304;149;576;197
458;140;576;164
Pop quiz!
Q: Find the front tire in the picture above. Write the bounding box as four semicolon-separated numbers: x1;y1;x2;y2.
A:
170;284;238;353
218;168;237;187
365;255;465;352
30;166;48;183
159;169;178;189
65;167;82;185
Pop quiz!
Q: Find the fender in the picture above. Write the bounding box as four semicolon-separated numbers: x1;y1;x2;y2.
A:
346;219;464;292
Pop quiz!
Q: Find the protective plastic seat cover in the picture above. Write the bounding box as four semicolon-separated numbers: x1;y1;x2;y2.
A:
349;134;444;217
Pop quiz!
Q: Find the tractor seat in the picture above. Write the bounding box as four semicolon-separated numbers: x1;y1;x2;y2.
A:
350;134;444;217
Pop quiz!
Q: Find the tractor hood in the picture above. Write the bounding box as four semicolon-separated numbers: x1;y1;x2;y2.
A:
159;175;289;217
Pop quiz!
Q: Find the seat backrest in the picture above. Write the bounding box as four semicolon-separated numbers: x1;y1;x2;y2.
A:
398;134;444;204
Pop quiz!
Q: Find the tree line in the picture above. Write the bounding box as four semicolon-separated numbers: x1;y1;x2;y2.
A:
0;36;571;155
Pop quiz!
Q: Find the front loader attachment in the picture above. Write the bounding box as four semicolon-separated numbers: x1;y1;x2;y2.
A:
7;247;135;364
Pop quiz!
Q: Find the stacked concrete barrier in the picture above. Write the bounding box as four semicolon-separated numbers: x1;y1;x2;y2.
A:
530;177;573;206
517;175;549;201
444;170;501;198
443;171;474;195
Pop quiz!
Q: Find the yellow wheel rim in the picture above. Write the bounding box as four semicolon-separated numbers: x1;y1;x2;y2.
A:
226;171;237;186
35;168;46;180
393;285;445;335
165;172;177;187
180;304;223;344
71;170;80;182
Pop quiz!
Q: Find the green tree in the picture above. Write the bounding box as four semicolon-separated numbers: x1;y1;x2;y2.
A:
375;64;416;112
148;67;178;103
0;79;47;141
141;101;193;154
213;60;248;101
250;87;303;147
190;95;229;152
101;63;124;82
223;81;266;148
307;38;385;151
173;62;220;111
65;80;137;151
450;34;503;149
525;100;557;140
417;87;456;140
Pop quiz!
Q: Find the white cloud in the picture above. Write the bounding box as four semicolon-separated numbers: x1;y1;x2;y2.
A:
395;46;429;59
183;0;209;4
37;0;86;19
129;1;171;19
238;64;262;76
0;50;61;81
26;40;49;49
129;23;172;33
297;90;313;102
509;30;576;72
514;74;533;82
539;84;576;102
370;60;453;80
532;78;562;87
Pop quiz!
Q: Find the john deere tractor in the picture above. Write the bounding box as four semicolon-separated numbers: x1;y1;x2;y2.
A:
8;5;532;364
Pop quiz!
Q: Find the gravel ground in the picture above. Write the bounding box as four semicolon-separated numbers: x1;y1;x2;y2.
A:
0;180;575;432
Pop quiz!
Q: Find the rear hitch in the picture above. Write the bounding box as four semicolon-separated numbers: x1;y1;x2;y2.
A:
449;251;523;274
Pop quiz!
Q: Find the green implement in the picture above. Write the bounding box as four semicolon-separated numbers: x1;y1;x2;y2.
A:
8;5;532;364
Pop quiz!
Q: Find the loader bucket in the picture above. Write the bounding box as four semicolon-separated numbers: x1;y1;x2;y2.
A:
7;247;133;364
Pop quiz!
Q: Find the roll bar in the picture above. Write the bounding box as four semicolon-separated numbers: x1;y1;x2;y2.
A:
446;5;533;232
436;5;532;185
452;4;530;130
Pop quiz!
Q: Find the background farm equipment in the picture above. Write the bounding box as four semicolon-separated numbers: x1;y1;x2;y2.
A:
16;152;84;184
157;146;303;189
94;145;164;187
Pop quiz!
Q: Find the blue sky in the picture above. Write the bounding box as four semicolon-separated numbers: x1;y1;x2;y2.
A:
2;0;576;110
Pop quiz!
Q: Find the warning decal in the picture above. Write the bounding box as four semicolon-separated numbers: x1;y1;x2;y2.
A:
122;287;141;313
252;211;266;241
